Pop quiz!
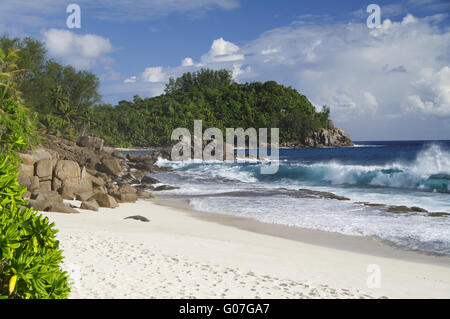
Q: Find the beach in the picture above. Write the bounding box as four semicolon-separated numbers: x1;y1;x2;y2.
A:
42;199;450;299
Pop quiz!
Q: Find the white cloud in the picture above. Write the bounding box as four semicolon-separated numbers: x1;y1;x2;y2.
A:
142;67;167;83
43;29;113;69
124;76;137;84
181;57;195;67
403;66;450;117
231;64;251;79
201;38;244;63
233;13;450;129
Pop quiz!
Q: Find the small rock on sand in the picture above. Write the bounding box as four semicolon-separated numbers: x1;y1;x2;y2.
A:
125;215;150;222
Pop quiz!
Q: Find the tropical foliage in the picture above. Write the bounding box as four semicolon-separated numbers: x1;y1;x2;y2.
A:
0;45;71;299
0;36;100;140
90;70;331;147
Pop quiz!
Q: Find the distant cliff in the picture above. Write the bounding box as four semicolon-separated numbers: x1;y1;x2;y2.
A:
281;121;354;148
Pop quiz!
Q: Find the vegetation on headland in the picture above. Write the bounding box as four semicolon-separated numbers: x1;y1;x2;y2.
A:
0;35;332;148
0;44;71;298
91;70;331;147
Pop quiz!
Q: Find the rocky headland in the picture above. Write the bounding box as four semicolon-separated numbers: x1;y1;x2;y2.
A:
281;121;354;148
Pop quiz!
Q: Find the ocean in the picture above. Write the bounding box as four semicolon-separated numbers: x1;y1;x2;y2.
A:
132;141;450;256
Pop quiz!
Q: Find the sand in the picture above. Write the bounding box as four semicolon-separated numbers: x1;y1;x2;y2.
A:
41;200;450;299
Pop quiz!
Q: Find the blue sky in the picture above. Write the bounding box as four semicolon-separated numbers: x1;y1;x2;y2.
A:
1;0;449;140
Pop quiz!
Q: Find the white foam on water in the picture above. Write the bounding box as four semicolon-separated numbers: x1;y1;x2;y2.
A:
154;144;450;254
189;196;450;255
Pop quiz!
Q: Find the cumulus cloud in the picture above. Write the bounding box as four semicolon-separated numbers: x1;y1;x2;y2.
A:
142;67;167;83
43;29;113;69
181;57;195;67
201;38;244;63
403;66;450;117
231;13;450;130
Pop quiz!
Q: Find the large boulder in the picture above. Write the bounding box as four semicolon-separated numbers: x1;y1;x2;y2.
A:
86;156;101;170
60;185;77;200
29;176;40;191
18;153;35;166
136;190;155;199
28;199;50;211
76;136;104;150
141;176;161;185
116;193;137;203
28;149;52;163
45;203;79;214
39;181;52;191
79;167;94;194
35;159;53;181
91;175;105;187
119;184;137;195
52;177;63;192
18;175;31;189
88;193;119;208
98;158;123;177
54;160;81;185
113;185;137;203
154;185;179;192
18;164;34;177
93;186;108;194
31;190;63;203
80;200;99;212
76;193;94;202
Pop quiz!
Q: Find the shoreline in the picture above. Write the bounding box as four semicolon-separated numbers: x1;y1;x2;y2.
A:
154;197;450;265
42;199;450;299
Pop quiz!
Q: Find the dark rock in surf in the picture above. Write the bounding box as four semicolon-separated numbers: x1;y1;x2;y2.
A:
153;185;179;192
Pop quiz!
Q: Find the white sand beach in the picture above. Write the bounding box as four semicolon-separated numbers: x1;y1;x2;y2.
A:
41;200;450;299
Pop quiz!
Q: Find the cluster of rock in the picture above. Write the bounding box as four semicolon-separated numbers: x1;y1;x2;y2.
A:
356;202;450;217
279;188;448;217
281;121;354;148
17;135;175;214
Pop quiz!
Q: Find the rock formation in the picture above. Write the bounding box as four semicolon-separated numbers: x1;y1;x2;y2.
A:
281;121;354;148
17;135;168;214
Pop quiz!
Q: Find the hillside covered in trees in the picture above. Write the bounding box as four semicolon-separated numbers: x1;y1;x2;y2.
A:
91;70;331;147
1;35;337;148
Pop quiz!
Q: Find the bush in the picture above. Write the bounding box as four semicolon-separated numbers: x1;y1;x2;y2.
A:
0;156;71;299
0;95;70;298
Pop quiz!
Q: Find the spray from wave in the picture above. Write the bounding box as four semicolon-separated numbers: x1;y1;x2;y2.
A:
250;144;450;192
157;144;450;192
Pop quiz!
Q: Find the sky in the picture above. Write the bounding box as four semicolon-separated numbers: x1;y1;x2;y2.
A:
0;0;449;141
